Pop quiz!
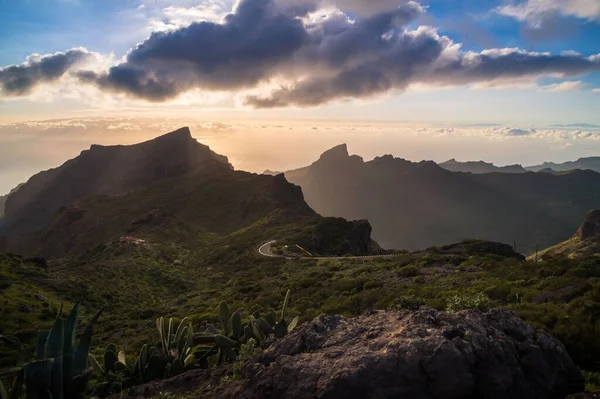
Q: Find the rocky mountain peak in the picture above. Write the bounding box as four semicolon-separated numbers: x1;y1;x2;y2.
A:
318;144;350;161
3;127;231;235
577;210;600;240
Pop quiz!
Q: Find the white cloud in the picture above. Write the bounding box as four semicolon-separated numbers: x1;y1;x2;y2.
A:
540;81;584;92
496;0;600;27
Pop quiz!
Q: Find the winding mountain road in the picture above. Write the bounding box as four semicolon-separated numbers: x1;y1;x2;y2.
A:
258;240;398;260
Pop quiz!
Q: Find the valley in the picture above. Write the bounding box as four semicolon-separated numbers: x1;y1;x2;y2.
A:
2;129;600;397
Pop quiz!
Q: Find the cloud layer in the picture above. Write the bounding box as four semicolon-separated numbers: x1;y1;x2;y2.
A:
0;49;91;96
496;0;600;27
3;0;600;107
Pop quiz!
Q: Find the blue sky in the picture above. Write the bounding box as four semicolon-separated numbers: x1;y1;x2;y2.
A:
0;0;599;124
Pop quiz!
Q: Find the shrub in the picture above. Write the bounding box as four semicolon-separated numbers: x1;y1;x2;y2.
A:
446;291;494;312
397;265;420;277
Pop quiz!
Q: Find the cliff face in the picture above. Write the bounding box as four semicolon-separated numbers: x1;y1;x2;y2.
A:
577;210;600;240
3;127;231;234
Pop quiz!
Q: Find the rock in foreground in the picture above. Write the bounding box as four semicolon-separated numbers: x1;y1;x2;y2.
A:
123;309;583;399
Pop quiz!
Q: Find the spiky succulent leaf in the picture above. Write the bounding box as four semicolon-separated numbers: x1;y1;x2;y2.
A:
49;355;63;399
139;344;148;371
23;360;53;398
184;353;195;368
44;314;64;359
64;303;79;352
35;331;48;360
88;354;104;375
9;368;24;399
174;318;189;346
156;317;165;355
167;318;174;353
0;379;7;399
73;306;103;375
281;290;291;321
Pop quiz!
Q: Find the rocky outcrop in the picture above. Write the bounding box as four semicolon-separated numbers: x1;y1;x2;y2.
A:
232;309;582;399
436;239;526;260
577;210;600;240
122;309;583;399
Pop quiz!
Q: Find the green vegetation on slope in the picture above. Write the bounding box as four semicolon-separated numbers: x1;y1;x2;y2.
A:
4;246;600;374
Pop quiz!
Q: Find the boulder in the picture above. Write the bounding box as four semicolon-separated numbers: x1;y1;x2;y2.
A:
234;309;582;399
121;309;583;399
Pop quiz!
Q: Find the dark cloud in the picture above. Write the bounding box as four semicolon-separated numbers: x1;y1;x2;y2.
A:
248;28;600;107
78;0;313;101
0;49;91;96
9;0;600;107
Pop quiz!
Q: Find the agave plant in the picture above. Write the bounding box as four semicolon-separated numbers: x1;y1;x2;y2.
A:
1;303;103;399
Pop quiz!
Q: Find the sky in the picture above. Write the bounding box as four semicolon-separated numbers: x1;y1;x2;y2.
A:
1;0;600;193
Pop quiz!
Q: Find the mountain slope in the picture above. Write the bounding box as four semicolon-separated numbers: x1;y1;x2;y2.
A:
527;157;600;173
3;127;230;235
284;144;600;251
536;210;600;259
0;130;379;358
439;159;527;174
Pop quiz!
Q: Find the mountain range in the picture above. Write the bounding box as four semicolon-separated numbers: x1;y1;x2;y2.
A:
283;144;600;251
526;157;600;174
439;159;527;174
0;129;375;260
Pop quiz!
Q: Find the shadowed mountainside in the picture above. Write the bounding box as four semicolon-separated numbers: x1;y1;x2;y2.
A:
3;127;231;235
284;144;600;251
0;183;24;219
